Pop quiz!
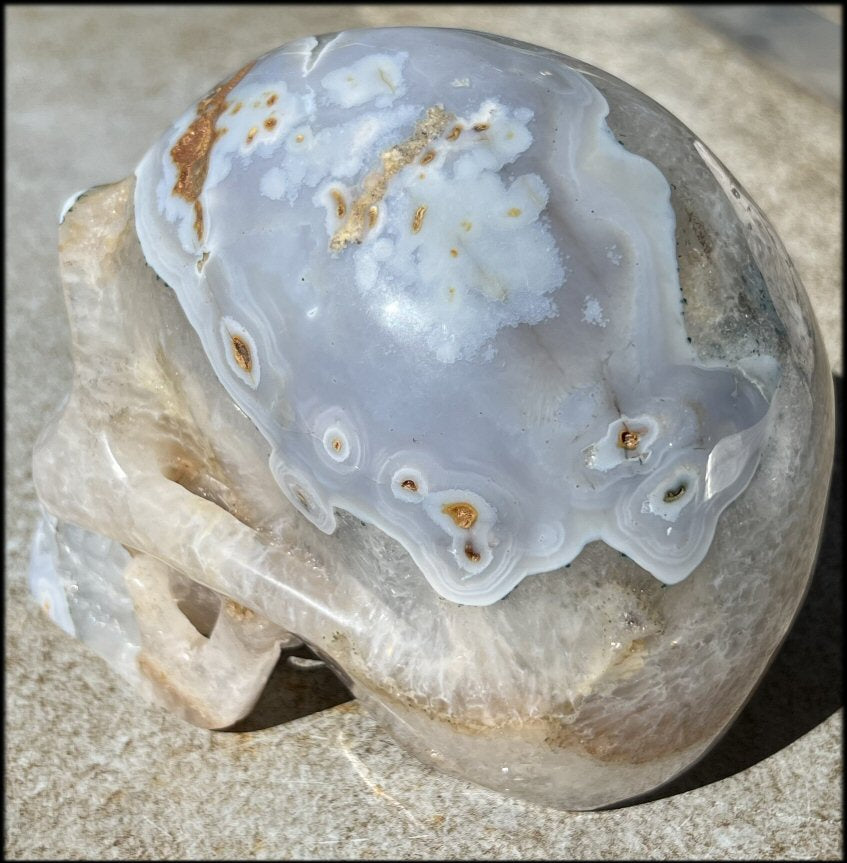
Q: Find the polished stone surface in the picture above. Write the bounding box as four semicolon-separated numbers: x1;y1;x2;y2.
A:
5;5;841;858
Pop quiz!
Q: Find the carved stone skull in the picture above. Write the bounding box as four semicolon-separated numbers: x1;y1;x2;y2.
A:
30;28;834;810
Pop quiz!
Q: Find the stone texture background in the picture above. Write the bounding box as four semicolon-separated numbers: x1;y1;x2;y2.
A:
5;5;842;859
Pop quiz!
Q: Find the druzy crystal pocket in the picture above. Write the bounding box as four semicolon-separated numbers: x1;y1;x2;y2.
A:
31;28;833;809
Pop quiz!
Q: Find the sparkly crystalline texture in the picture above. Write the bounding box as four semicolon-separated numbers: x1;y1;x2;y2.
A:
31;28;833;810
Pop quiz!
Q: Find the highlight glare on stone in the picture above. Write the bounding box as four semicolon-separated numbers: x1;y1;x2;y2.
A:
30;27;833;812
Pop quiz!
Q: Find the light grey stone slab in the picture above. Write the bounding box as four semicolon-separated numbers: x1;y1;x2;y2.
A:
5;5;841;859
692;4;842;106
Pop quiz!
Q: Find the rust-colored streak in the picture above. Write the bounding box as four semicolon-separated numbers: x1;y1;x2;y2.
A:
231;334;252;372
446;125;463;141
443;502;478;529
412;205;427;234
193;201;204;245
170;60;255;241
224;599;255;621
330;105;453;251
331;189;347;219
420;150;435;165
266;93;278;106
473;122;489;132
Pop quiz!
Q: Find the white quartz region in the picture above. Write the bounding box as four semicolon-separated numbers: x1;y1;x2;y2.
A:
134;29;775;605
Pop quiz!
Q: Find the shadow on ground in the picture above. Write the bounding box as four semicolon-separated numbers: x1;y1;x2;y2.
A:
225;643;353;733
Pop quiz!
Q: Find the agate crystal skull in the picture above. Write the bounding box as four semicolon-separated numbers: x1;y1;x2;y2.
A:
30;28;834;810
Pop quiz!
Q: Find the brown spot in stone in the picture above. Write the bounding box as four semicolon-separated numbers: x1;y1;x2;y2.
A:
264;116;277;131
420;150;435;165
246;126;258;143
231;334;252;372
331;438;343;452
295;133;305;143
400;478;418;492
330;105;454;251
464;542;481;562
473;122;489;132
230;101;243;115
443;502;478;529
618;428;640;450
663;483;686;503
367;205;379;228
461;220;472;232
170;60;255;241
331;189;346;219
446;125;463;141
412;205;427;234
224;599;255;621
507;207;522;217
196;251;210;273
295;488;311;510
266;93;278;106
450;248;458;257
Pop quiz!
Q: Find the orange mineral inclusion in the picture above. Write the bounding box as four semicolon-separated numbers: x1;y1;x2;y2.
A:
170;61;255;241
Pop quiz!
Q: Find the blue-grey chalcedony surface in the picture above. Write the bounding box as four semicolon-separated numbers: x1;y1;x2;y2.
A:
5;5;841;860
